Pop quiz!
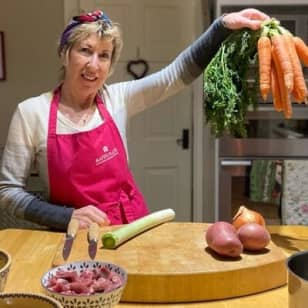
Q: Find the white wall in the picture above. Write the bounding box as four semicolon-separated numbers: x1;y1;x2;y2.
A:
0;0;64;146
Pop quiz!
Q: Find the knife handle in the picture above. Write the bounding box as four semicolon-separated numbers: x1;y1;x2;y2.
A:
88;222;99;242
67;218;79;237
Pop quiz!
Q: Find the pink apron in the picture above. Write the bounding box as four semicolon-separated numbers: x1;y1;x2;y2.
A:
47;87;149;224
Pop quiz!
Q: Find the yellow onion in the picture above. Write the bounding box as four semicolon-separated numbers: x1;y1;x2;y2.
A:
232;205;266;230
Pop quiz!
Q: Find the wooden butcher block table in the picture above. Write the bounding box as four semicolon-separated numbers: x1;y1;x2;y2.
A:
52;222;287;303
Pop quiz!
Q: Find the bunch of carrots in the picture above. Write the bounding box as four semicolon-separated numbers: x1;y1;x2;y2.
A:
258;18;308;118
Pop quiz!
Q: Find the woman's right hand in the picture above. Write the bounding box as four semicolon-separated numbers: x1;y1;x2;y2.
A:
222;8;270;31
71;205;110;229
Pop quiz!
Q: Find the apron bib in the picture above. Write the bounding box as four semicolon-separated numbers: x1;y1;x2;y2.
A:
47;87;149;224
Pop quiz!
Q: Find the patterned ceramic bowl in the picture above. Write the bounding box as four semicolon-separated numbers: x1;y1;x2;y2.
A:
0;292;63;307
41;261;127;308
0;249;11;292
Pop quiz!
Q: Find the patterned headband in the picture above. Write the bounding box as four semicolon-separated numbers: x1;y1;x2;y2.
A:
59;10;112;52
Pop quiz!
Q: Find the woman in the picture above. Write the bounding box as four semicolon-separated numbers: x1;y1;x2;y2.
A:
0;9;269;230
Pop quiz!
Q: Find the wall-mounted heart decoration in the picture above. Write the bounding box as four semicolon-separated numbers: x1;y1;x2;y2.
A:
126;59;149;80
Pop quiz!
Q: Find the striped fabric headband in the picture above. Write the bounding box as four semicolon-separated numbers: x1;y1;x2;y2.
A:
59;10;112;52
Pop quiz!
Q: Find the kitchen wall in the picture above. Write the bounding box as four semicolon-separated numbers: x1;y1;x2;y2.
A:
0;0;214;221
0;0;64;146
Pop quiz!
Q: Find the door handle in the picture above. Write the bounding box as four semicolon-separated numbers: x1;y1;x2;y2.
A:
220;160;252;166
176;129;189;149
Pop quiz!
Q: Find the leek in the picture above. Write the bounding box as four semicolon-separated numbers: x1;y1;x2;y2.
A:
102;208;175;249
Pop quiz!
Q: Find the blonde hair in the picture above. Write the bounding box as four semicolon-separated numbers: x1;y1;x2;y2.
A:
58;21;123;80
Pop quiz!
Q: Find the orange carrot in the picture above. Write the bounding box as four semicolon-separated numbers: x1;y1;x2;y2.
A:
292;88;305;103
293;36;308;67
270;62;283;112
271;33;294;92
258;36;272;101
272;46;293;118
283;32;308;103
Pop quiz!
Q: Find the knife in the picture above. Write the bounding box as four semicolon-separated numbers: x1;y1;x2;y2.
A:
62;218;79;261
88;222;99;259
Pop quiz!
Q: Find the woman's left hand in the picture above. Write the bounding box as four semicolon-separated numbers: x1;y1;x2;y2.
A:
222;8;270;31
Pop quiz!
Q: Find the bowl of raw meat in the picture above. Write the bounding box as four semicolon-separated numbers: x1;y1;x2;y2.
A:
0;249;11;292
41;260;127;308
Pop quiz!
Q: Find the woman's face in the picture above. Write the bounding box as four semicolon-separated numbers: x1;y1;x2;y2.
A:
63;33;113;93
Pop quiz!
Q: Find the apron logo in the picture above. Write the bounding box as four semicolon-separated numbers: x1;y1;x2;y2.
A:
96;146;119;165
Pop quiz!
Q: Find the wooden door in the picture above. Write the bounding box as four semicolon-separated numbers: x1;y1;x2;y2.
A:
79;0;195;221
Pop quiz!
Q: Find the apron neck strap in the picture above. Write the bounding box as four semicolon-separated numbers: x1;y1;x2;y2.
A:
48;86;61;136
95;93;111;121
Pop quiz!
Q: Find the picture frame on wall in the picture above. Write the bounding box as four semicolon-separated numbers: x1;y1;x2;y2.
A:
0;32;6;81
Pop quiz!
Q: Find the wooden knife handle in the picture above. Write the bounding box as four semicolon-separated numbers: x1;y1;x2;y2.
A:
67;218;79;237
88;222;99;242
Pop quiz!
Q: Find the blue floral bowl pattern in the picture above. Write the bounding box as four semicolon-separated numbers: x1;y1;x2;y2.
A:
41;261;127;308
